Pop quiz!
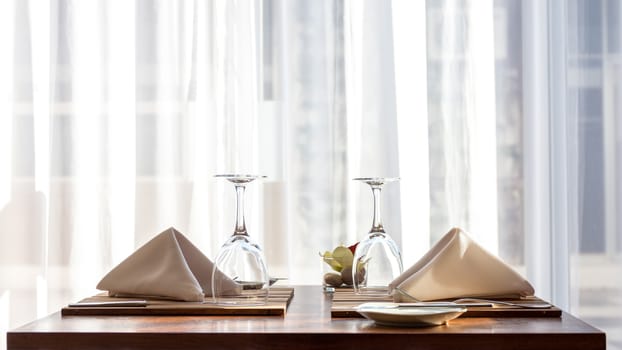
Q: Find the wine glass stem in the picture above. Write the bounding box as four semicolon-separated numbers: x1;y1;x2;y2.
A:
370;185;384;232
234;184;247;235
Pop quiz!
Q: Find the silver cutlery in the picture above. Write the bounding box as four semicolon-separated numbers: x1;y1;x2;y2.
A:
395;299;551;309
68;300;148;307
392;287;552;309
450;298;552;309
359;299;551;310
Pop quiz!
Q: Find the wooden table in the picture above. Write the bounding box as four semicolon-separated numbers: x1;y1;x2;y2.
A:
7;285;605;350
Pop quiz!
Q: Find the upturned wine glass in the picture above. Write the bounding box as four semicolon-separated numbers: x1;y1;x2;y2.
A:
211;174;269;305
352;177;403;296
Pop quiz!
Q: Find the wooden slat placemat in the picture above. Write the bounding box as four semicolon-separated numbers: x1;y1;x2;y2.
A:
62;287;295;317
330;289;561;318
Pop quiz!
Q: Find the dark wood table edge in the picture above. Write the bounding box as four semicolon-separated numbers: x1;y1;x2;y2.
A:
7;328;606;350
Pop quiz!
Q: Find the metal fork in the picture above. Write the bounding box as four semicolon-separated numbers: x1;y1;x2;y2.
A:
393;288;552;309
451;298;552;309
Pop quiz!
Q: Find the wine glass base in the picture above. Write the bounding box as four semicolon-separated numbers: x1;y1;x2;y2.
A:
354;286;393;298
211;290;270;306
211;299;268;306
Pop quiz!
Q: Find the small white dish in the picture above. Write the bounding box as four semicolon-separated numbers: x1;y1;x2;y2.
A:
356;303;466;327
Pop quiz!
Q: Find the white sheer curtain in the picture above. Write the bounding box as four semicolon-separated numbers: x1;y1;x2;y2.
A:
0;0;266;343
1;1;621;349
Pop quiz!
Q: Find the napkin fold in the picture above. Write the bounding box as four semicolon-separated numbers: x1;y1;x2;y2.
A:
391;227;534;302
97;227;240;302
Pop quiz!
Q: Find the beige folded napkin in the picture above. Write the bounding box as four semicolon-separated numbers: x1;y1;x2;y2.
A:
97;227;240;302
390;227;534;301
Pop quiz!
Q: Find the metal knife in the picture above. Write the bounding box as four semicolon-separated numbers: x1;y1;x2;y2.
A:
68;300;148;307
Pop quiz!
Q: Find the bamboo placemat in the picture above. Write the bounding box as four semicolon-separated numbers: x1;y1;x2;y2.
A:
330;289;561;318
62;287;295;316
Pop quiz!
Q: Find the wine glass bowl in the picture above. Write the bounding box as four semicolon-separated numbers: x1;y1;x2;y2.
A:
352;177;403;296
211;174;269;305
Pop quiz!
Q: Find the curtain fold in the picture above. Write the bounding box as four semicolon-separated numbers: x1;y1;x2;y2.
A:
274;0;350;280
426;0;499;254
392;0;431;267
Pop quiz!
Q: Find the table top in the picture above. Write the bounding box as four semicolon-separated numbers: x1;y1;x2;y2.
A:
7;285;606;350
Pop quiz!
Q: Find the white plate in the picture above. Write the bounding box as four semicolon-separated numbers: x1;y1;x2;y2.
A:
356;303;467;327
